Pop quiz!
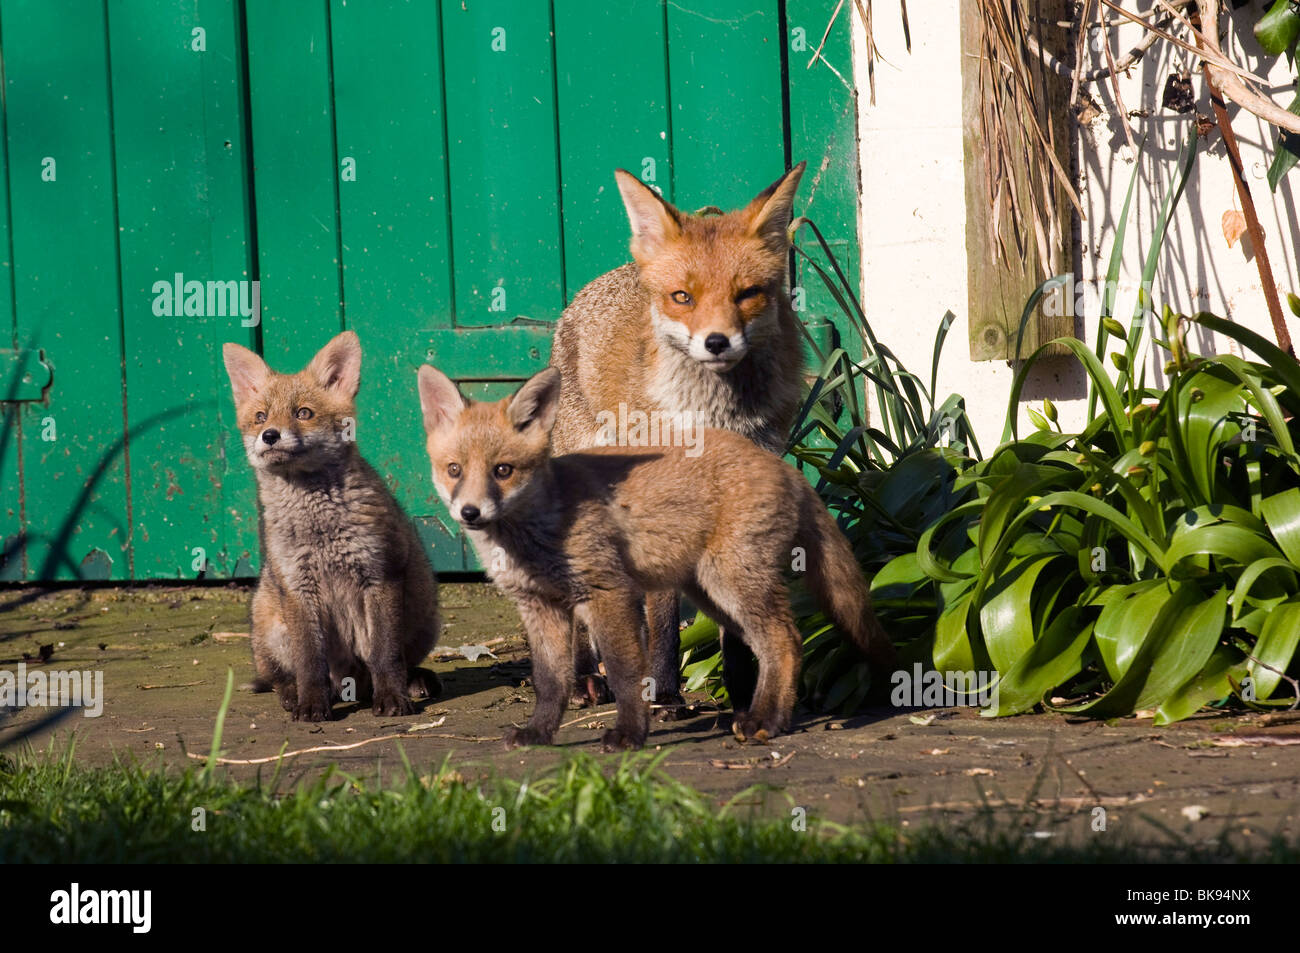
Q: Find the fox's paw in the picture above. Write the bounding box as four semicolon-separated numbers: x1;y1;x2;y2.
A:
731;711;786;745
292;696;333;722
569;674;613;709
408;667;442;700
372;691;416;717
502;726;554;750
652;691;689;722
600;727;646;752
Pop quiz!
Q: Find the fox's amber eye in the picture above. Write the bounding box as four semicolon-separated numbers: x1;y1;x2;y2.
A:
736;285;765;302
254;411;267;424
447;463;462;478
493;463;514;479
670;290;693;306
295;407;313;420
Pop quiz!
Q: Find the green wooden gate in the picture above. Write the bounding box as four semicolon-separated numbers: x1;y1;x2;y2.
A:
0;0;859;581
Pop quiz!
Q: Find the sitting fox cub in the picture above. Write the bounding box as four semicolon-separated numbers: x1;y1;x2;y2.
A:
223;331;440;721
416;364;893;750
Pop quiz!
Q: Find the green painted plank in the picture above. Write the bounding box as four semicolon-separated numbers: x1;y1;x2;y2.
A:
4;0;131;580
442;0;563;324
666;0;784;208
422;325;551;380
109;0;254;578
553;0;670;297
0;7;21;580
330;0;452;527
214;3;259;577
786;0;862;364
244;0;341;371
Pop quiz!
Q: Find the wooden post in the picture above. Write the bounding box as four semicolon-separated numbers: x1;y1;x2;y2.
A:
962;0;1076;361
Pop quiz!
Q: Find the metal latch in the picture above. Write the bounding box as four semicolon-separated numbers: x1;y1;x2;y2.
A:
0;348;52;401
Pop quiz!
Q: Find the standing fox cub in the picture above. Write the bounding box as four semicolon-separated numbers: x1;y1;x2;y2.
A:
223;331;440;721
417;364;893;750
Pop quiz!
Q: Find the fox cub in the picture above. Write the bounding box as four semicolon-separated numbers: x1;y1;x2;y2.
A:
416;364;893;750
549;163;809;713
223;331;440;721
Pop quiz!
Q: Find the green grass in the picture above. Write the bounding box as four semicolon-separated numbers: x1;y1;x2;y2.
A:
1;744;1296;863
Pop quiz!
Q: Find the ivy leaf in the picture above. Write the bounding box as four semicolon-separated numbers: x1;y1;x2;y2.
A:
1256;0;1300;55
1266;91;1300;192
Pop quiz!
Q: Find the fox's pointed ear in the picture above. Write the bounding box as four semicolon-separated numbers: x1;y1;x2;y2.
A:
614;169;682;263
307;330;362;397
507;367;561;435
417;365;467;435
743;161;805;251
222;342;271;406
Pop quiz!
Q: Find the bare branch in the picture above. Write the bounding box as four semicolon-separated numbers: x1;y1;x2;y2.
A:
1200;0;1300;135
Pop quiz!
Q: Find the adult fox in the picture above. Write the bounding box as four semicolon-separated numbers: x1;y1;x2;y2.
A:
549;163;812;715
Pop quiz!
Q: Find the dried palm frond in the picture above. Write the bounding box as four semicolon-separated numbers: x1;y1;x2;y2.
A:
973;0;1082;277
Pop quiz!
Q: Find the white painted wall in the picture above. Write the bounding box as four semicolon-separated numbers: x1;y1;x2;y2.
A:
852;3;1300;449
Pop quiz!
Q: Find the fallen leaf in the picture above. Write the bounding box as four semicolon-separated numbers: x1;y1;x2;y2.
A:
1222;209;1247;248
212;631;250;642
926;748;951;756
1182;804;1209;822
964;767;996;776
406;716;448;732
909;714;936;726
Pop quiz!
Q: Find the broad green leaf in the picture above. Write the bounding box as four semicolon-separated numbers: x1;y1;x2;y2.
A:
1164;523;1285;569
1133;587;1228;711
678;614;719;655
1250;598;1300;700
1262;488;1300;565
978;553;1062;672
1064;584;1221;717
983;609;1092;717
1256;0;1300;55
932;590;976;674
1231;557;1300;621
977;462;1066;565
1093;580;1170;680
1154;645;1247;725
975;490;1167;609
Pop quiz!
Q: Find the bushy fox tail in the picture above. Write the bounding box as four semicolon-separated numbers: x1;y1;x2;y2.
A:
795;486;896;674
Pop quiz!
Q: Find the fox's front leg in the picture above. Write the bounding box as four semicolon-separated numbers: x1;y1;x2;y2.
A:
283;597;332;722
363;582;416;717
503;598;573;749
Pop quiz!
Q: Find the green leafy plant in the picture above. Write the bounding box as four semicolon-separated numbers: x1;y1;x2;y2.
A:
874;139;1300;723
679;217;980;708
685;132;1300;725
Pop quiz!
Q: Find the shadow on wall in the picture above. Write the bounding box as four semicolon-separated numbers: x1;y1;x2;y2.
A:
0;333;194;600
1078;5;1299;345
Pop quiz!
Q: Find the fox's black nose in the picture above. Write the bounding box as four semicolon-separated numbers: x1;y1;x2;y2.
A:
704;333;730;355
460;504;480;523
261;429;280;446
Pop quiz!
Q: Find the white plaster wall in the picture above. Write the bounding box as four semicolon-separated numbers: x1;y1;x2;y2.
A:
853;3;1300;449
